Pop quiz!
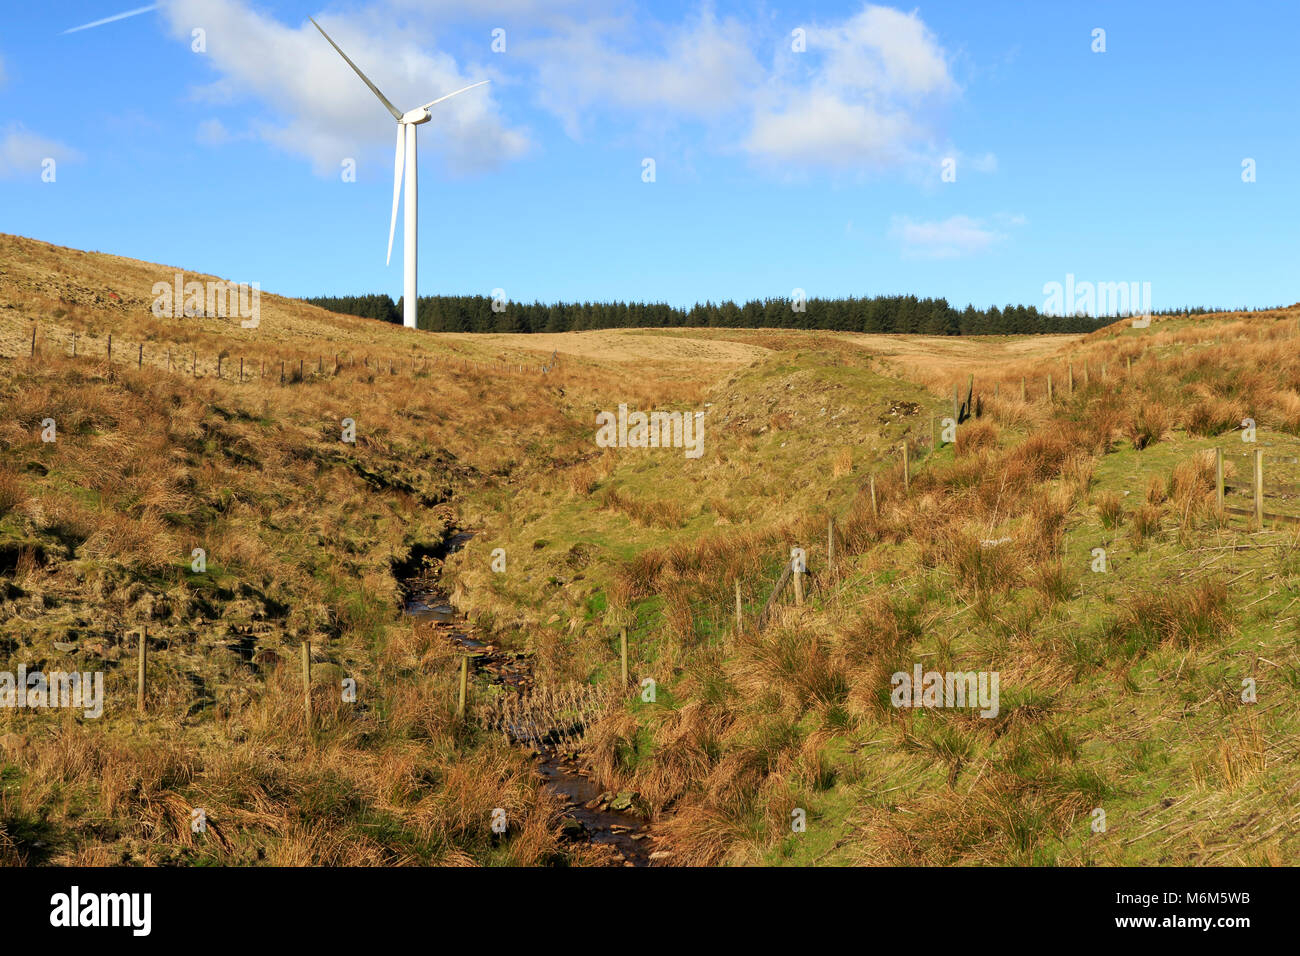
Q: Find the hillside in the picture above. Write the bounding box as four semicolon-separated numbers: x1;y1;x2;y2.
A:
1;233;1298;866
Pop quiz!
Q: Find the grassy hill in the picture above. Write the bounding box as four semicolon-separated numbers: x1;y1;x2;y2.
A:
1;233;1297;866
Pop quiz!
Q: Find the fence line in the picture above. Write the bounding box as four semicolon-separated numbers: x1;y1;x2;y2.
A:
19;323;562;382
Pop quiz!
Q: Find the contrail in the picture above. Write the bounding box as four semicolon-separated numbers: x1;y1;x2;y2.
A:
62;4;158;35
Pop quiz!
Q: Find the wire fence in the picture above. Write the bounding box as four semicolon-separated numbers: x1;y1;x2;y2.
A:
18;324;561;382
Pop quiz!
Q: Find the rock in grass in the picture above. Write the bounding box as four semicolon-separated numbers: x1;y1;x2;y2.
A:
560;818;586;840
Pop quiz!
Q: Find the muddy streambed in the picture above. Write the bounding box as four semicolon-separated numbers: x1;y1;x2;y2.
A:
400;532;659;866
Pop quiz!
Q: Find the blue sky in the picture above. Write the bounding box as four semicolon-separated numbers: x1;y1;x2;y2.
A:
1;0;1296;312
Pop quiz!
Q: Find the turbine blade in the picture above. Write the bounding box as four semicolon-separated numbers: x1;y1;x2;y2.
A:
309;17;403;121
387;124;406;267
417;79;490;111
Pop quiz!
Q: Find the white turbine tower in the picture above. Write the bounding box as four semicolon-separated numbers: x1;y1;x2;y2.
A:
311;17;489;329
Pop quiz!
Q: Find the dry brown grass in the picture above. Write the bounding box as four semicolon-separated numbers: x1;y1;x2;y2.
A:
8;233;1300;868
1106;579;1232;655
832;445;853;477
1125;404;1172;451
1169;451;1216;511
1130;503;1164;546
1146;473;1168;505
1212;715;1268;790
0;467;25;519
568;464;598;497
0;310;602;865
955;419;999;457
601;486;689;529
1095;490;1124;528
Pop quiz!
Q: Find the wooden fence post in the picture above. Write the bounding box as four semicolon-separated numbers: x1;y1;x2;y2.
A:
1215;447;1224;512
1126;355;1132;373
952;383;959;422
793;556;805;606
138;343;143;368
902;444;910;492
217;355;222;379
735;580;743;628
757;561;794;631
239;357;244;382
1046;373;1053;402
931;413;937;449
870;474;878;517
457;655;468;717
1068;363;1074;395
1255;449;1265;527
1083;360;1090;386
1020;376;1026;402
620;629;628;685
302;641;312;732
107;334;112;363
828;516;836;573
136;626;147;715
30;327;36;357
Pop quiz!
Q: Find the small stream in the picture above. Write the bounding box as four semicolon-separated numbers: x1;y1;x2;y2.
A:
400;531;659;867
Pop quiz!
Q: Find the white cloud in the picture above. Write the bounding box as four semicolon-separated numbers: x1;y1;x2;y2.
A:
745;5;957;170
807;6;955;99
525;9;762;137
0;125;81;179
196;117;247;146
890;215;1007;259
493;2;961;173
386;0;604;22
144;1;961;178
747;91;919;167
158;0;529;176
513;2;957;172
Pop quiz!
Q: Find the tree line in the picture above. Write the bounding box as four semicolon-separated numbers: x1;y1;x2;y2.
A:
300;293;1237;336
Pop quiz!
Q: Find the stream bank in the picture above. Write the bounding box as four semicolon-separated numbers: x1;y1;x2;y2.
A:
398;531;662;867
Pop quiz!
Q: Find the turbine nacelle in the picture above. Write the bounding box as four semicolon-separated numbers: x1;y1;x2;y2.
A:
400;108;432;126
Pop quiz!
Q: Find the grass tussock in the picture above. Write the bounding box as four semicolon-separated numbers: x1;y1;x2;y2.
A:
1126;404;1171;450
601;486;689;529
1095;490;1124;528
1106;580;1233;656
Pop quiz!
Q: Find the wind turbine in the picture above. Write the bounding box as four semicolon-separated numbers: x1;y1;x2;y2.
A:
311;17;489;329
